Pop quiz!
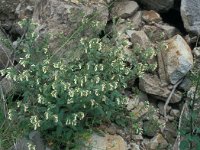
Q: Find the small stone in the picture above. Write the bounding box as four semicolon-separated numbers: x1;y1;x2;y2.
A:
85;133;127;150
129;11;142;29
170;109;180;118
158;102;171;116
132;134;143;141
0;78;13;95
146;133;168;150
131;30;151;49
156;24;177;38
111;1;139;19
178;77;192;91
29;131;45;150
129;142;140;150
142;10;162;23
143;120;160;137
193;47;200;58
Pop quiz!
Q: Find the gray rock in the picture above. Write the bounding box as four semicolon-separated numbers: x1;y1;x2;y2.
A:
139;74;182;103
29;131;45;150
144;133;168;149
170;109;180;118
0;34;12;70
163;35;193;84
143;120;159;137
193;47;200;58
158;102;171;116
83;133;127;150
155;23;177;38
136;0;174;12
33;0;108;61
129;11;142;29
0;78;13;95
128;142;140;150
181;0;200;35
111;1;139;19
178;77;192;91
131;30;151;49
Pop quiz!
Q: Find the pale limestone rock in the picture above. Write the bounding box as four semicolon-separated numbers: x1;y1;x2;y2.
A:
163;35;193;84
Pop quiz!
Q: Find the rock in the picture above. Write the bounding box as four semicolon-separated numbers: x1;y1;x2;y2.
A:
33;0;108;61
163;35;193;84
155;23;177;38
139;74;182;103
170;109;180;118
29;131;45;150
0;78;13;95
111;1;139;19
178;77;192;91
131;30;151;49
136;0;174;12
145;133;168;150
0;35;13;70
126;92;148;111
193;47;200;58
158;102;171;116
143;120;160;137
181;0;200;35
132;134;143;141
142;10;162;23
84;133;127;150
129;11;142;29
128;142;140;150
143;25;165;42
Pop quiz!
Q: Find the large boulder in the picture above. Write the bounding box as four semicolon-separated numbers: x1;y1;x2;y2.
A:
136;0;174;12
181;0;200;35
163;35;193;84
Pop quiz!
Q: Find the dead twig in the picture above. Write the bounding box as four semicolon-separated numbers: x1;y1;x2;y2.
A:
164;79;183;121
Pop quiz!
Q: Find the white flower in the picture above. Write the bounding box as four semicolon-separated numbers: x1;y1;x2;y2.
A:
94;65;98;71
68;89;74;98
53;115;58;123
51;90;57;98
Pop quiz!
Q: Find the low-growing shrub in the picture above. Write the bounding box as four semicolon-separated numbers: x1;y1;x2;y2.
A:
1;16;157;149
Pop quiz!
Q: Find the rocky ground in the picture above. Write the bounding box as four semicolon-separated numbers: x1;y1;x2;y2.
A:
1;0;200;150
